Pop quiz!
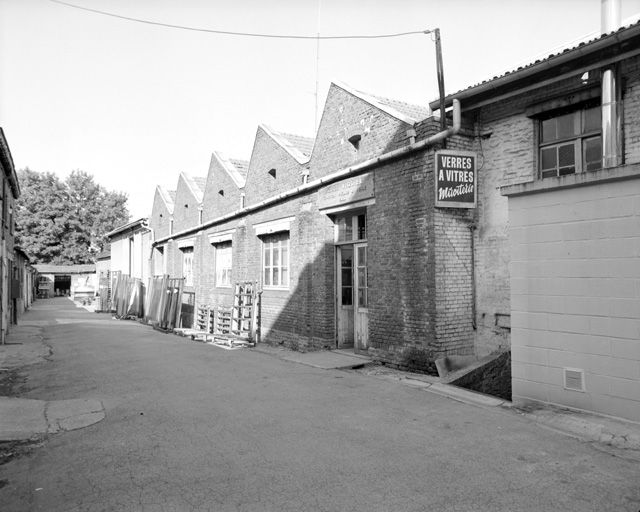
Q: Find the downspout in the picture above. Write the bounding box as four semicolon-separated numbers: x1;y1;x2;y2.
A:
152;99;462;247
601;0;623;168
469;224;477;330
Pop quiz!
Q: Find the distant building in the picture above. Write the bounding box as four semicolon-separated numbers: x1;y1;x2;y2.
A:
105;218;152;283
13;247;35;319
34;264;97;300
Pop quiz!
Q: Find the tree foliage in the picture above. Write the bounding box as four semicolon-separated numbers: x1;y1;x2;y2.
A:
15;169;130;264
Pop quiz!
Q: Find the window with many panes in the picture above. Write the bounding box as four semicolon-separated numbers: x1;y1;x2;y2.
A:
335;211;366;243
262;232;289;289
215;242;232;288
539;104;602;178
181;247;194;287
335;211;368;309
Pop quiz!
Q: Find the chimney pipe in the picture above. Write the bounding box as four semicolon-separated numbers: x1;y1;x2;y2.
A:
601;0;623;168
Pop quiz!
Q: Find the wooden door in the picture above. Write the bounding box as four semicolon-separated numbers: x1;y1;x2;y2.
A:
354;243;369;351
336;245;354;348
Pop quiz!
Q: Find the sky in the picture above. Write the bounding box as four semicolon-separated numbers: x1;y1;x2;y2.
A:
2;0;640;219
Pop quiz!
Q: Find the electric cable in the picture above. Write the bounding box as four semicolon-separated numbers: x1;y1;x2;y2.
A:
48;0;431;40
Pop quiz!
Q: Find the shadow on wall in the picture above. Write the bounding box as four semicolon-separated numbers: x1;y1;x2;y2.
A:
261;240;335;352
259;114;459;373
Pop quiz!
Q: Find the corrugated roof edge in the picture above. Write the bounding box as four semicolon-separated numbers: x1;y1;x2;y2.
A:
429;20;640;110
105;217;149;239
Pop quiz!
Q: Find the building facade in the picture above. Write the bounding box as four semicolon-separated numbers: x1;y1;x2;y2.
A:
148;82;508;373
106;218;152;284
427;20;640;420
0;128;20;342
13;247;35;319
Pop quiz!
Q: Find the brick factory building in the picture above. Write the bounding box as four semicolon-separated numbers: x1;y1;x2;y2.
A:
136;15;640;422
149;82;504;374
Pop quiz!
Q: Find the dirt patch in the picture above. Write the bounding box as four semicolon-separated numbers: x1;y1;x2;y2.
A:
0;439;44;466
0;369;27;396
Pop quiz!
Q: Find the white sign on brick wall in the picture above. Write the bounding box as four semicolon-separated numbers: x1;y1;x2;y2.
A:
435;150;477;208
318;172;374;210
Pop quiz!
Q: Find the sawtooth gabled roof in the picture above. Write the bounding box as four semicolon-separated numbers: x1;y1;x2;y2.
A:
260;124;315;164
229;158;249;180
180;172;206;203
334;81;431;125
156;186;175;214
211;152;248;188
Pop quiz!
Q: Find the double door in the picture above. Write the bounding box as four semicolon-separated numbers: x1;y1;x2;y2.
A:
336;243;368;351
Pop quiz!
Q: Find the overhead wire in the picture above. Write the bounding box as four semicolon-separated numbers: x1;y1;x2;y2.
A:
48;0;430;40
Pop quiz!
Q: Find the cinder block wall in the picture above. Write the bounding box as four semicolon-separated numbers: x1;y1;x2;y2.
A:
509;177;640;421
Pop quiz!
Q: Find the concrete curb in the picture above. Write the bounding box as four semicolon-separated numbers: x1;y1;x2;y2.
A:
520;406;640;452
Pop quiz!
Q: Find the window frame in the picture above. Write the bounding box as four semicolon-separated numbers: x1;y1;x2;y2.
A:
181;246;194;287
214;242;233;288
334;210;367;245
261;232;290;290
538;103;602;179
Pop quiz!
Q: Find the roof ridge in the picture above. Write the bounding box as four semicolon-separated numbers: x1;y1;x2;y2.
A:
260;124;312;164
180;172;206;203
332;81;430;125
211;151;247;188
156;186;175;214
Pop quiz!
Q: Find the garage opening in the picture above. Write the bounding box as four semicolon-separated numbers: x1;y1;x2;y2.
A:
54;275;71;296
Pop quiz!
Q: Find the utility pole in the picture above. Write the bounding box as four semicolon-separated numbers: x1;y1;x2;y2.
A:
434;28;447;137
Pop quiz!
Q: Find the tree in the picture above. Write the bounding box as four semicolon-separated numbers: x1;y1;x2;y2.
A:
15;168;130;264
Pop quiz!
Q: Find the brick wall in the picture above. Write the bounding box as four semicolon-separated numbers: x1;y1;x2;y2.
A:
149;188;172;240
202;155;244;222
366;151;438;372
623;58;640;165
310;83;414;179
243;127;307;205
508;176;640;422
434;207;475;357
172;174;202;233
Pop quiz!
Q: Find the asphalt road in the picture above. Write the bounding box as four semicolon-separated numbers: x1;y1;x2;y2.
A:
1;298;639;511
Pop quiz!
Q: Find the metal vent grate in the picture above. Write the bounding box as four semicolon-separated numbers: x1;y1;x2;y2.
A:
564;368;585;392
